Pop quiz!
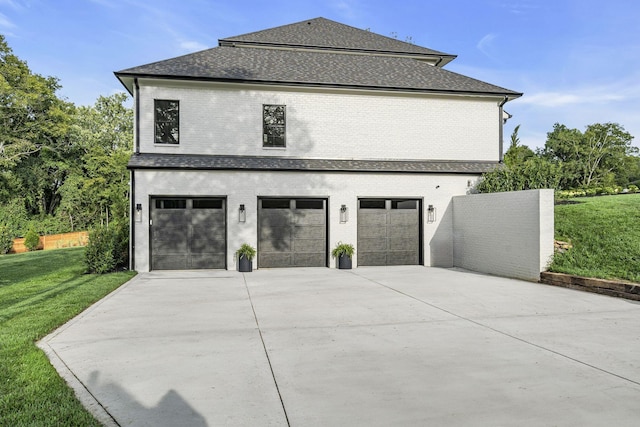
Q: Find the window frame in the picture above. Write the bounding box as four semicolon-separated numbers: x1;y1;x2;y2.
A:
263;104;286;148
154;99;180;145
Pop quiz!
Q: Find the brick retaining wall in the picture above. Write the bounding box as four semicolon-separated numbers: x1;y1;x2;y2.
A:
540;271;640;301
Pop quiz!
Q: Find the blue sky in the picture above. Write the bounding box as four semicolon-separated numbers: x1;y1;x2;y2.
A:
1;0;639;150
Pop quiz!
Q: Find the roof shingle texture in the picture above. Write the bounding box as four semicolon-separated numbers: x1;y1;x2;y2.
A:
115;17;521;97
220;17;451;57
127;153;500;174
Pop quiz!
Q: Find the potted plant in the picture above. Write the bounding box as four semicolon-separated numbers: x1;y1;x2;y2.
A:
331;242;354;269
235;243;256;272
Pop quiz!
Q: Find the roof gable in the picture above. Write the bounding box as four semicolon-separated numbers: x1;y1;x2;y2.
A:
115;17;521;99
219;17;455;63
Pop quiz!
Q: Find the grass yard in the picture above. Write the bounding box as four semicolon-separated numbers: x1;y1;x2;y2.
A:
550;194;640;283
0;247;135;426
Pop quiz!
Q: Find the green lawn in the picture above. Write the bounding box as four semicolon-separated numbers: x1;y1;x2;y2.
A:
550;194;640;283
0;247;135;426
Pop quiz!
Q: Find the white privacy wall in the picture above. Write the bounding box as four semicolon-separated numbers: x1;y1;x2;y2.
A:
137;80;501;162
452;189;555;281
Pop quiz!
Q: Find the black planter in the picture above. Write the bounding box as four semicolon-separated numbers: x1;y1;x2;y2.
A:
338;254;352;269
238;256;253;272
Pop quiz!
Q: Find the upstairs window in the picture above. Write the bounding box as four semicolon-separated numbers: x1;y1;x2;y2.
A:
155;100;179;144
263;104;285;147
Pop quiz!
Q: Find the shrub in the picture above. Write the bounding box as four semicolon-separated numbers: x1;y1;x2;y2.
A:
628;184;639;193
235;243;256;261
23;228;41;252
85;223;129;274
331;242;355;259
0;225;14;254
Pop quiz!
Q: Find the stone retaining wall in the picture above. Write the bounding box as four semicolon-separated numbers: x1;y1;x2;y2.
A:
540;271;640;301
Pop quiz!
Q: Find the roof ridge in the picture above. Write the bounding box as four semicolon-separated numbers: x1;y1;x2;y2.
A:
219;17;455;61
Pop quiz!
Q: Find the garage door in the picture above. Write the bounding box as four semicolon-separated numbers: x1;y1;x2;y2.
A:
358;199;421;266
258;198;327;268
151;198;226;270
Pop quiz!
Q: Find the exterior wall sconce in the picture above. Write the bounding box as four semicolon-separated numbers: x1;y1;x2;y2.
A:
340;204;348;223
135;203;142;223
427;204;436;224
239;204;246;223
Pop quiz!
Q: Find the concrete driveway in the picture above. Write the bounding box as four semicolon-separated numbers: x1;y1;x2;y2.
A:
40;267;640;426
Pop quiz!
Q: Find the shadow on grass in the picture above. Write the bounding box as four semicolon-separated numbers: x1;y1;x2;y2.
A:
0;248;86;287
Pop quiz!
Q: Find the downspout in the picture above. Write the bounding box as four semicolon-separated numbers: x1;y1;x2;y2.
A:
434;56;444;67
130;78;140;270
498;96;509;162
130;170;135;271
134;78;141;154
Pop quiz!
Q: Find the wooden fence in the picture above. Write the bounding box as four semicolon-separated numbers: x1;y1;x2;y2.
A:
10;231;89;254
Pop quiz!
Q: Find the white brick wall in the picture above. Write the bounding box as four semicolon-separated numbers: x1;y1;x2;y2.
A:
132;169;474;272
452;189;555;281
138;79;501;161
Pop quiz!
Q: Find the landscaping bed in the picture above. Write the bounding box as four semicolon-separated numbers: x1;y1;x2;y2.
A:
540;271;640;301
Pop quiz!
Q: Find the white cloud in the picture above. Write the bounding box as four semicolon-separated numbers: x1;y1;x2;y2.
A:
0;12;16;29
332;0;359;19
517;83;635;108
498;0;538;15
477;33;497;58
88;0;117;8
179;40;209;53
0;0;23;10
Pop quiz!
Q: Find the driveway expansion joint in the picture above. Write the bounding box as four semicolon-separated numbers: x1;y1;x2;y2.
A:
242;273;291;427
354;271;640;388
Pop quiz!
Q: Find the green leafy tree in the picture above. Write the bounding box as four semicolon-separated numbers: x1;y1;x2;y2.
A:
0;34;74;230
503;124;534;168
0;35;72;169
542;122;637;188
59;93;133;229
477;126;563;193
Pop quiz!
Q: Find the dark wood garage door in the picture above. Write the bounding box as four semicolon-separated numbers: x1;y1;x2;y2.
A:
151;198;226;270
258;198;327;268
358;199;421;266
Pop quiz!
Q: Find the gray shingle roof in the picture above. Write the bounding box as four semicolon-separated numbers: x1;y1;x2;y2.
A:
116;46;519;96
115;17;521;98
219;17;454;60
127;153;499;174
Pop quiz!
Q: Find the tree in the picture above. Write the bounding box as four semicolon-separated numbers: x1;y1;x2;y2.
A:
542;122;637;188
476;125;563;193
58;93;133;230
503;124;534;168
0;35;72;169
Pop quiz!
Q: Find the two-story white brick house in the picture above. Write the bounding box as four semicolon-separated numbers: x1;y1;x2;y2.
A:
115;17;521;272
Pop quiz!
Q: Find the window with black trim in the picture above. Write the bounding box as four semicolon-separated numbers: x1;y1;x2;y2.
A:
155;100;179;144
263;104;285;147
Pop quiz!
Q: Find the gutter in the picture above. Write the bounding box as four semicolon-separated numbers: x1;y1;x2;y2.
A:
113;72;523;99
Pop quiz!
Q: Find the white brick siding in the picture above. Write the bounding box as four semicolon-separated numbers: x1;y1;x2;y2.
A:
132;169;475;272
452;189;555;281
138;80;501;161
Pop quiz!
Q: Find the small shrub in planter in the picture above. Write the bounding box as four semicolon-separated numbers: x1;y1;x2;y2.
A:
24;228;41;252
235;243;256;272
331;242;354;269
